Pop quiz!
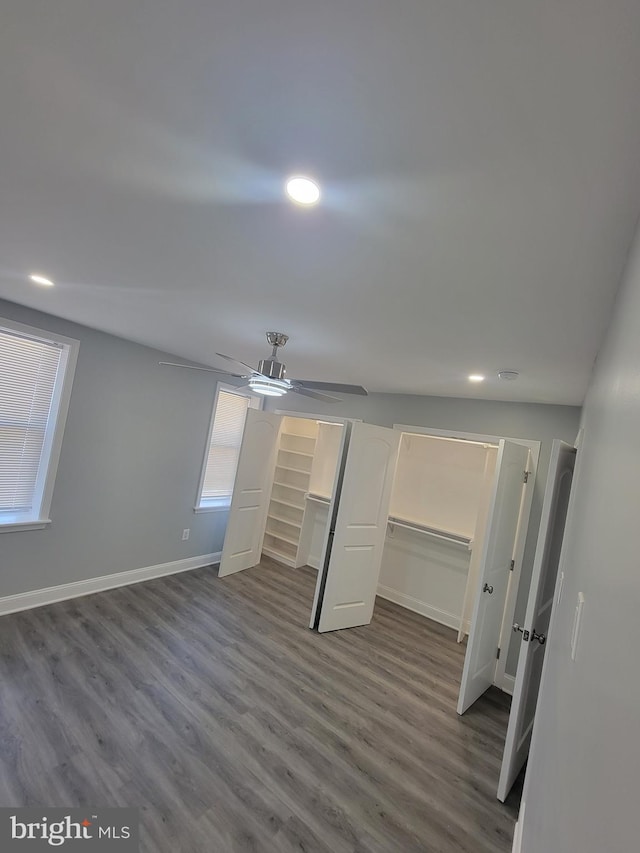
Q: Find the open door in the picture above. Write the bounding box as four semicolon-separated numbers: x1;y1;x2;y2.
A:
497;440;575;801
457;440;530;714
312;423;401;633
218;409;282;577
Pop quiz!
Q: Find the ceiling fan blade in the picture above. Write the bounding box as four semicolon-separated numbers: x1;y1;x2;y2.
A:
215;352;259;373
291;380;368;396
159;361;247;378
289;386;340;403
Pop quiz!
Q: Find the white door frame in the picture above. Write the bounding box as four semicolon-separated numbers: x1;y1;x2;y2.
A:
393;424;540;693
274;409;361;425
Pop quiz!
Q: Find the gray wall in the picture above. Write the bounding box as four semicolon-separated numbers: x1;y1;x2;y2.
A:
0;298;226;598
519;224;640;850
268;392;581;675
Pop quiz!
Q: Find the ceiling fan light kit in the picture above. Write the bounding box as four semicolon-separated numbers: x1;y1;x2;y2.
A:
248;377;288;397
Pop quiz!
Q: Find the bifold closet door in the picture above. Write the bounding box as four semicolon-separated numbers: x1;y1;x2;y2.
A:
218;410;282;578
312;423;401;633
457;440;530;714
497;440;576;801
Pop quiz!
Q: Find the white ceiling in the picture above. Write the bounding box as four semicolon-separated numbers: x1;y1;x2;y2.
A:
2;1;640;405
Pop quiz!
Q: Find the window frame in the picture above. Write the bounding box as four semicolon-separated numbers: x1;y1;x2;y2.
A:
193;382;262;513
0;316;79;533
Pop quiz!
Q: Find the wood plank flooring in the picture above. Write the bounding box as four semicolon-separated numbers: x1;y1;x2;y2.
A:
0;559;521;852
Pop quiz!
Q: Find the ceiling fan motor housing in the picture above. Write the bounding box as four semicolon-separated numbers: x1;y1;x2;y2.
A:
257;358;286;380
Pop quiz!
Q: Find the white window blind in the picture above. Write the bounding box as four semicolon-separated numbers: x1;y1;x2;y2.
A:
200;389;251;501
0;328;63;517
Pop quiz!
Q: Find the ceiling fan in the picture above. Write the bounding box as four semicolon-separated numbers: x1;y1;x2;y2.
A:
160;332;368;402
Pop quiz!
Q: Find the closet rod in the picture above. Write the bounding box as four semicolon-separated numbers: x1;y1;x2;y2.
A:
305;492;331;505
387;516;472;548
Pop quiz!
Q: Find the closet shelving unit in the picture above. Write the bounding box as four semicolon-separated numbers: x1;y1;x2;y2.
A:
297;421;345;569
261;417;346;570
262;420;318;567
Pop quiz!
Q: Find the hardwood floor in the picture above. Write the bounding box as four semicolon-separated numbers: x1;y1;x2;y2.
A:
0;558;521;852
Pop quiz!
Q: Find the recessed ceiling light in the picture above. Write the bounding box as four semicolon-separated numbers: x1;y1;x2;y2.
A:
29;274;55;287
468;374;485;383
285;176;320;205
498;370;519;381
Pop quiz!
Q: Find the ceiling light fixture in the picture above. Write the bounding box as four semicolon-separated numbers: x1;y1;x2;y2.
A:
285;176;320;205
29;274;55;287
248;377;288;397
498;370;519;381
468;374;485;383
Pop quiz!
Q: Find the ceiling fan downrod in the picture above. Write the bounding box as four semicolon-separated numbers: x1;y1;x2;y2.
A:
259;332;289;380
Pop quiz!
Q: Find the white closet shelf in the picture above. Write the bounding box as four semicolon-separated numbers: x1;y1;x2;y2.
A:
265;529;300;547
280;433;316;446
306;493;331;505
273;481;307;493
267;513;302;529
275;464;311;475
281;431;315;438
269;497;304;511
278;448;314;458
387;516;472;548
262;545;297;567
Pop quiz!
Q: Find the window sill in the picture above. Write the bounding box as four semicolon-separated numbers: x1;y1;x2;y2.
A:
193;503;230;514
0;519;51;533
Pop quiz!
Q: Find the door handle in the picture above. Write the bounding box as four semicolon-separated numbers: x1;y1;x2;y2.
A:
483;583;494;594
512;623;544;643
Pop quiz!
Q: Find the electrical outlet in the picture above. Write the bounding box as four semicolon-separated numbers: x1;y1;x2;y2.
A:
182;528;190;541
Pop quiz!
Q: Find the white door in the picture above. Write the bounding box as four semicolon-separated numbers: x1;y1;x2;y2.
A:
312;423;401;633
497;440;575;801
457;440;530;714
218;410;282;578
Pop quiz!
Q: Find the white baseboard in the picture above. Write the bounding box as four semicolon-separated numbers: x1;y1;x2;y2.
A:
377;584;460;631
501;673;516;696
0;552;222;617
306;555;321;570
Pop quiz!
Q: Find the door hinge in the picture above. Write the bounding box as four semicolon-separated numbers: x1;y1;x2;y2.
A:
510;559;515;571
523;470;530;483
496;647;501;660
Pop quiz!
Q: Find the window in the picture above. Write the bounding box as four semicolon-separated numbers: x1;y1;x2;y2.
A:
0;317;79;532
195;384;261;511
